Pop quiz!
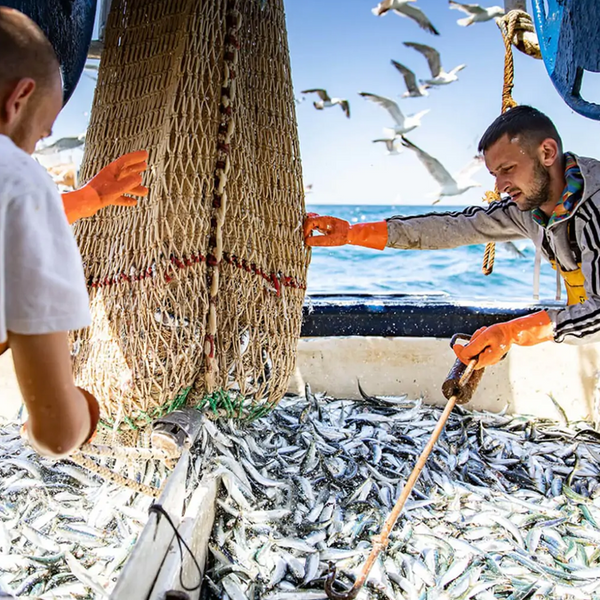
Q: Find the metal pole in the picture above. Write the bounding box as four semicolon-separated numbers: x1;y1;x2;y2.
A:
504;0;527;11
99;0;113;42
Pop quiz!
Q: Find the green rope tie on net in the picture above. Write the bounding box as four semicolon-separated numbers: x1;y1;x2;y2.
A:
99;385;276;432
247;402;275;421
97;385;194;433
196;389;262;420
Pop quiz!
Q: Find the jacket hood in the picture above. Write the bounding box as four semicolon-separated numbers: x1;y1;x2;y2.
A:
574;155;600;203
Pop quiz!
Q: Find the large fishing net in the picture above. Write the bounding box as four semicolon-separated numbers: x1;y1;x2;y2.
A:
71;0;309;443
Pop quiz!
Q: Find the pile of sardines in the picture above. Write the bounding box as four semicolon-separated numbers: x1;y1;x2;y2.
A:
2;387;600;598
194;389;600;600
0;424;165;598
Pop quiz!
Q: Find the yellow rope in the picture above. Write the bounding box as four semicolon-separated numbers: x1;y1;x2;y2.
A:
481;10;539;275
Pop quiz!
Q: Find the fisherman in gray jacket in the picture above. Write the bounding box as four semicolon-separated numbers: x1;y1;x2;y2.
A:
304;106;600;369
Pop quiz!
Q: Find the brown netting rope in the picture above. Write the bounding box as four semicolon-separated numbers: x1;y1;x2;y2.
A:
482;9;541;276
72;0;309;444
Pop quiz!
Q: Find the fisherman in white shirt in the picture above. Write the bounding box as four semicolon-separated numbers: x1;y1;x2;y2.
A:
0;7;148;457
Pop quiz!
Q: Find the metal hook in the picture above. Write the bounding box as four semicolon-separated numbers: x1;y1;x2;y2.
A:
324;562;363;600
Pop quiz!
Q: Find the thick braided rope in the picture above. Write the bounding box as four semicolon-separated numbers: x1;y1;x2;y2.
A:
482;10;529;275
501;9;541;60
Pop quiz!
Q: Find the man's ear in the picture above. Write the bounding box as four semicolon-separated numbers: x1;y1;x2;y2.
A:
538;138;560;167
3;78;36;125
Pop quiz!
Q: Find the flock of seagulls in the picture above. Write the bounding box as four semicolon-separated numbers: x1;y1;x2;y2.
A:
370;0;505;34
299;1;505;203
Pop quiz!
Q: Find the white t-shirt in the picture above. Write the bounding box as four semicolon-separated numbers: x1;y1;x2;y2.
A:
0;135;90;343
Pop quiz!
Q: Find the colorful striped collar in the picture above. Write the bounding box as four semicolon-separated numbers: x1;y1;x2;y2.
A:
531;152;584;228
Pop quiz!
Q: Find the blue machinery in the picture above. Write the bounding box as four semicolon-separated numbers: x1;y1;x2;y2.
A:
2;0;97;104
532;0;600;121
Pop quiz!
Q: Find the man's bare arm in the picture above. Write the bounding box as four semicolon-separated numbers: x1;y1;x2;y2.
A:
7;330;92;457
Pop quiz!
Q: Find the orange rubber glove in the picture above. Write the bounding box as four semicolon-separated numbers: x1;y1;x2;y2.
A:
303;213;388;250
62;150;149;224
453;311;554;369
21;386;100;448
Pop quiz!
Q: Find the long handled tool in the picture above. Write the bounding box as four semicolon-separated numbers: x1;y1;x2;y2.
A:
324;334;485;600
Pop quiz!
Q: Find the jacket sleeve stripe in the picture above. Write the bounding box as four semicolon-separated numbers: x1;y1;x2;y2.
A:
556;306;600;335
389;198;517;223
556;318;600;342
586;202;600;292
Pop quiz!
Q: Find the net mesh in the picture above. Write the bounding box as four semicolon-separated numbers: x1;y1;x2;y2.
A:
71;0;308;437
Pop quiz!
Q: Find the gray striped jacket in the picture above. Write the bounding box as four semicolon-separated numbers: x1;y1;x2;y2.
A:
385;155;600;343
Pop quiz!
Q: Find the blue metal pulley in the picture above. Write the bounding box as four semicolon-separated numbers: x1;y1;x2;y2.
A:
532;0;600;120
2;0;97;106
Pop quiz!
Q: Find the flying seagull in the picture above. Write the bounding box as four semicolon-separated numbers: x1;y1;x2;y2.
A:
371;0;439;36
404;42;466;86
34;134;86;156
449;1;505;26
373;138;404;155
301;89;350;118
359;92;429;136
400;136;483;203
502;241;526;259
391;59;431;98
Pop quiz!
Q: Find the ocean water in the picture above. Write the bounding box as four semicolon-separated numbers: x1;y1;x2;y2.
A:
305;204;559;302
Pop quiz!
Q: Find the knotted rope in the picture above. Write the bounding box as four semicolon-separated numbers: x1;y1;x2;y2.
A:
66;439;181;497
70;451;167;498
482;10;541;275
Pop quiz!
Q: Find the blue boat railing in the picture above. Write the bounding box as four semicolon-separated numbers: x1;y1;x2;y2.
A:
532;0;600;121
300;294;562;338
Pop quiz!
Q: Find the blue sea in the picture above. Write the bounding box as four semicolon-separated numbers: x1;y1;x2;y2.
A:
305;204;558;302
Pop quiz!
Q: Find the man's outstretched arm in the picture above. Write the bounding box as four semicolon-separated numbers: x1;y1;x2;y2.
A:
304;199;531;250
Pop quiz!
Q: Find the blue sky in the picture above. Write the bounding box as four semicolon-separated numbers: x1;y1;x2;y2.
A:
51;0;600;206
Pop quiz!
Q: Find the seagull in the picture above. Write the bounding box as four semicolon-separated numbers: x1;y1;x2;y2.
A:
373;138;404;155
34;134;86;156
391;60;431;98
449;1;505;26
400;136;483;203
372;0;439;36
301;89;350;118
502;241;526;258
404;42;466;86
359;92;429;136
